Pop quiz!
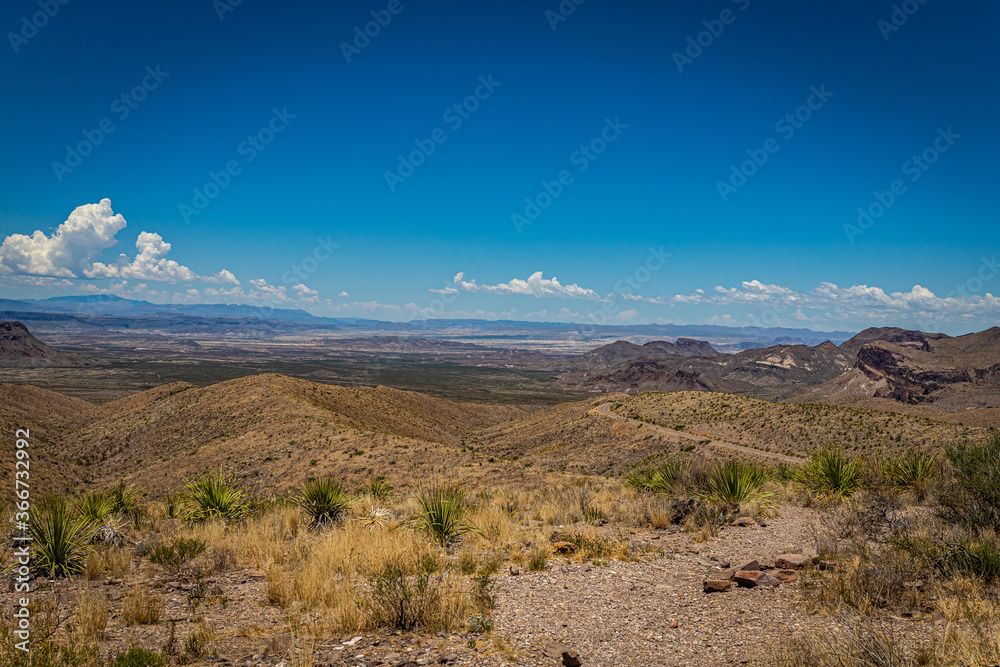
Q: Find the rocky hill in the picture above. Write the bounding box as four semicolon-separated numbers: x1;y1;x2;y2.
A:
0;320;101;367
559;327;1000;410
42;374;523;495
805;327;1000;407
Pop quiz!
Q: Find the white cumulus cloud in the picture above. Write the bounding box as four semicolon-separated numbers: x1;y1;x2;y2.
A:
0;199;126;278
450;271;605;301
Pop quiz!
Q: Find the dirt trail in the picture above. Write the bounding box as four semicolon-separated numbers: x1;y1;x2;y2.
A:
594;402;803;464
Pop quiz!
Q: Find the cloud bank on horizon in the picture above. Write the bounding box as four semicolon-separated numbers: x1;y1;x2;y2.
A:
0;200;997;333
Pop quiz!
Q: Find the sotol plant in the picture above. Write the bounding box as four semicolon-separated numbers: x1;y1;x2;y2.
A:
182;471;250;523
796;448;864;497
30;497;96;578
416;485;475;547
291;477;356;530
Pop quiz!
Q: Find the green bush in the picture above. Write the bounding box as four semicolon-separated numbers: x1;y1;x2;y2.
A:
291;477;355;530
149;538;206;573
796;448;864;496
416;485;475;547
367;554;443;630
182;471;250;523
30;497;95;578
938;435;1000;531
884;450;940;498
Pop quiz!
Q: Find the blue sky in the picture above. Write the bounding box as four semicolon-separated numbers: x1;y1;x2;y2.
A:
1;0;998;334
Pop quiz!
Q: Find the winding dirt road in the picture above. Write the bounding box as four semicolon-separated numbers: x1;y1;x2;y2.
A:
595;402;803;464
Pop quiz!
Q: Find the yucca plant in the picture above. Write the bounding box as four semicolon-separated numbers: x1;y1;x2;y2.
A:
416;485;475;547
796;448;864;497
182;470;250;523
626;460;687;495
885;450;939;498
30;497;96;578
291;477;356;530
698;460;773;506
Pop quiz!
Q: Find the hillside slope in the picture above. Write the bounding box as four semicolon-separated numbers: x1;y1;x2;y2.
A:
0;320;101;367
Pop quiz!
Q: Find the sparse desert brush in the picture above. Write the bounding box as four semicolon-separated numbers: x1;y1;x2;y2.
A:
85;546;131;580
291;477;356;530
121;585;164;625
367;553;474;633
30;496;95;578
797;448;864;497
182;470;250;523
938;434;1000;531
148;537;206;574
765;610;906;667
365;475;395;500
527;544;548;571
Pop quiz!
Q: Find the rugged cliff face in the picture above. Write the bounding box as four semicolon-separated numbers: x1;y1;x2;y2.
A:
846;331;1000;404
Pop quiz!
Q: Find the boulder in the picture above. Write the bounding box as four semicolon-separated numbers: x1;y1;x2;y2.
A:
775;554;811;570
731;517;756;527
772;569;799;583
703;580;732;593
720;560;760;580
734;570;781;588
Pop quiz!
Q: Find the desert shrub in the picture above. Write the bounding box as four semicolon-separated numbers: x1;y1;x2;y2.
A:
367;554;444;630
76;490;114;524
698;460;772;506
163;493;182;519
182;471;250;523
122;586;164;625
108;480;143;527
947;538;1000;583
112;648;167;667
30;497;95;578
938;435;1000;531
291;477;355;530
149;537;206;573
766;611;906;667
416;485;475;547
366;475;395;500
797;448;864;497
626;460;687;495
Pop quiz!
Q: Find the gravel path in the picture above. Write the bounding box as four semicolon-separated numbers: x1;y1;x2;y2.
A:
491;506;836;666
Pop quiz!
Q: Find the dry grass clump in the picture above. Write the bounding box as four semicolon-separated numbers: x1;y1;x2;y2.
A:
121;585;165;625
71;588;109;642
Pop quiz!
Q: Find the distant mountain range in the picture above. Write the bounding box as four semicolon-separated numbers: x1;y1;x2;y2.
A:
0;295;855;350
